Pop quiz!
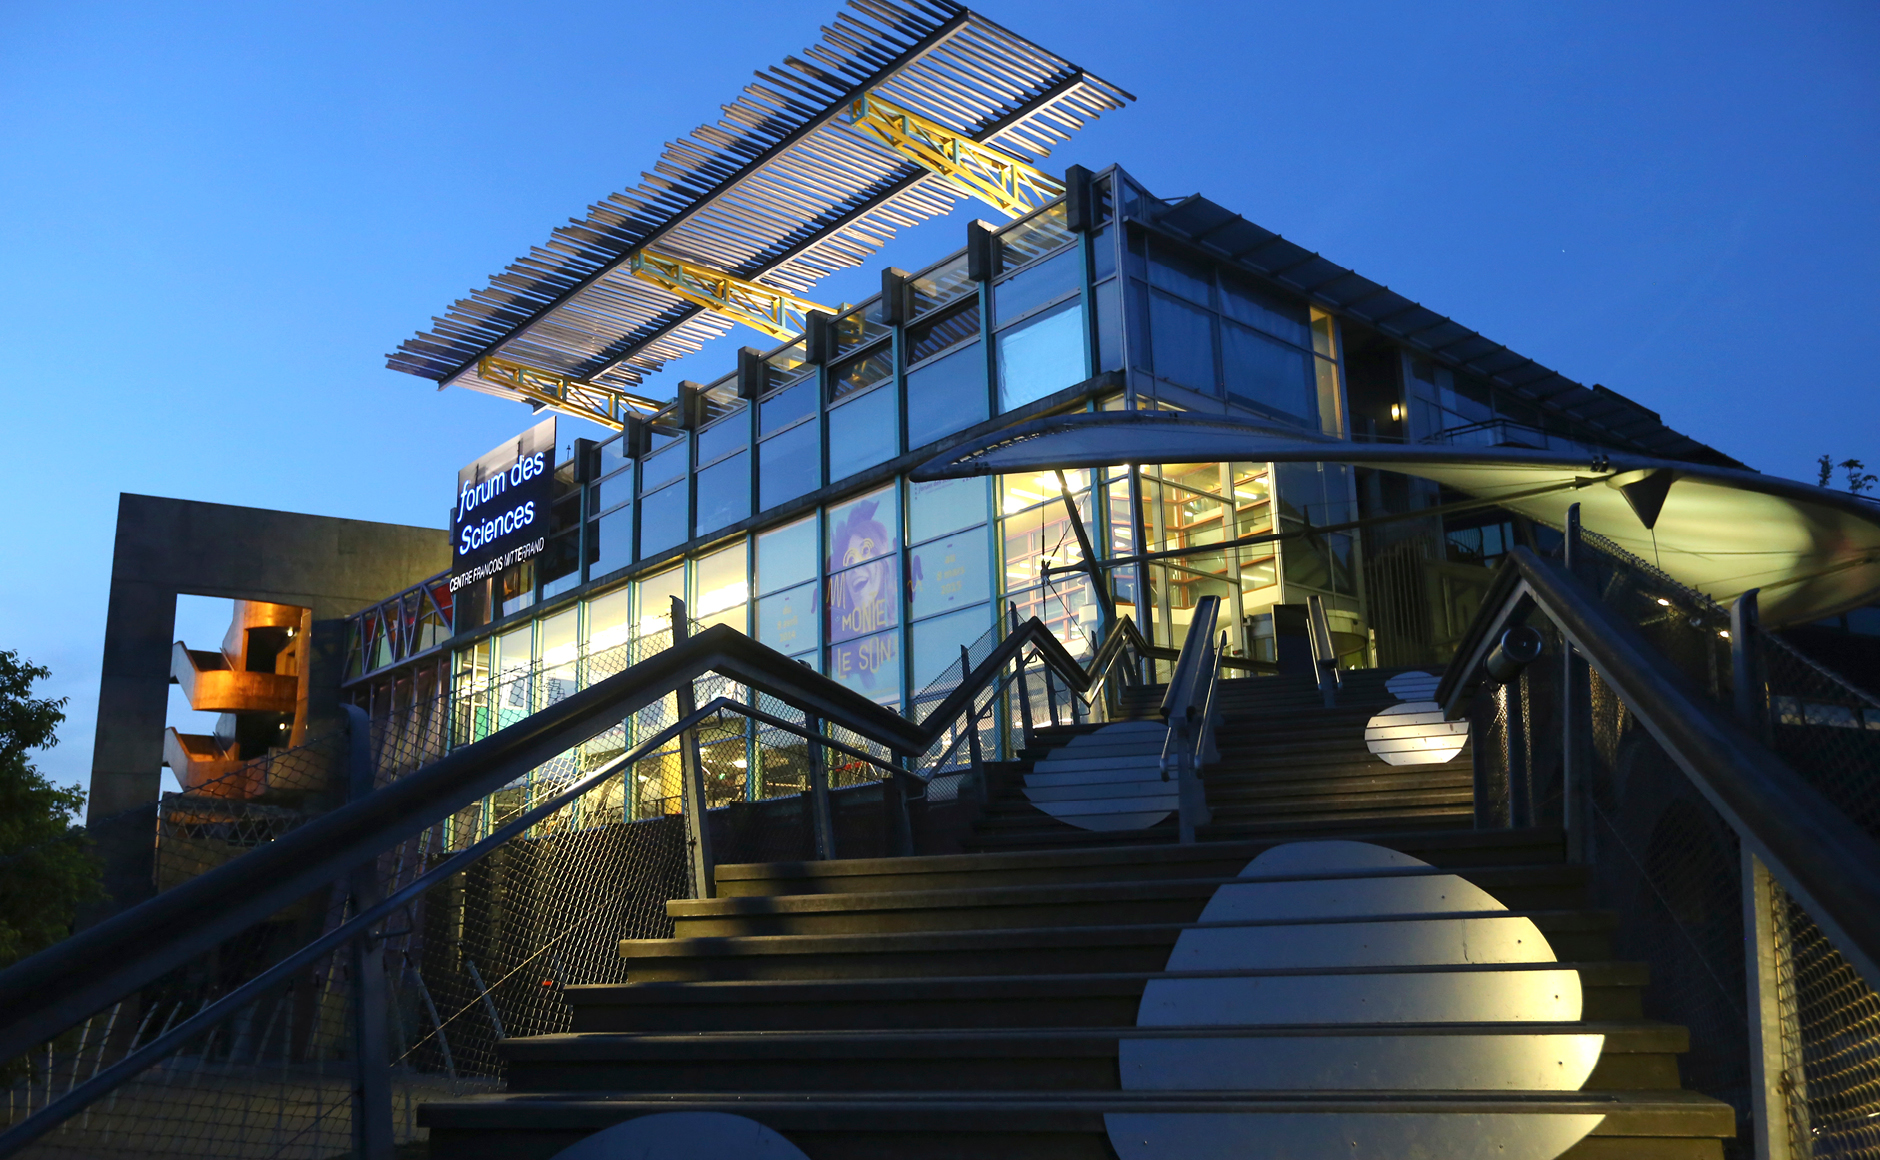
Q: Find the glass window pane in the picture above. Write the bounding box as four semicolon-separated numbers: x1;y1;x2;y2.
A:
639;481;687;559
1001;490;1089;592
910;603;990;693
692;540;748;632
826;386;897;479
696;414;748;465
1149;291;1216;393
997;299;1086;412
829;628;901;708
906;301;979;365
998;203;1073;268
541;607;578;702
593;468;632;516
906;341;987;450
1223;275;1310;348
1148;239;1214;306
765;341;812;393
909;475;989;543
598;435;629;478
1091;225;1115;283
757;514;818;596
827;486;900;645
585;586;632;655
827;485;899;570
995;246;1081;327
587;506;632;581
695;450;750;535
1094;279;1122;372
910;525;990;620
540;531;581;599
910;254;973;315
640;441;687;492
759;418;819;510
829;559;899;643
760;380;815;435
833;303;890;353
1223;321;1315;425
756;580;818;657
829;346;893;402
634;566;686;634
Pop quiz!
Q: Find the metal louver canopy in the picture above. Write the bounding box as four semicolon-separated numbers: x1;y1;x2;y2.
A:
911;411;1880;627
386;0;1131;423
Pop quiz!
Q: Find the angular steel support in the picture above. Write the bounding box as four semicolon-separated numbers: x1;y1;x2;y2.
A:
629;249;833;342
474;355;662;431
804;713;835;861
343;707;394;1160
846;92;1065;218
670;598;716;899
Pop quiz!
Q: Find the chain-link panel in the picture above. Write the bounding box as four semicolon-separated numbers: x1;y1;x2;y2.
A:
1761;633;1880;840
1772;880;1880;1159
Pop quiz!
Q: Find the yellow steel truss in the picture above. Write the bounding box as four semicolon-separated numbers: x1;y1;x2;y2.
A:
628;249;833;341
846;92;1065;218
475;355;663;431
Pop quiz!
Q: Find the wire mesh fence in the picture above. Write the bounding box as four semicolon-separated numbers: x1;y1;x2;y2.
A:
7;596;1116;1158
1457;528;1880;1159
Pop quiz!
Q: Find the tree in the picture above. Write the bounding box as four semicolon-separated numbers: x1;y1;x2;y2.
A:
0;650;102;969
1817;454;1876;496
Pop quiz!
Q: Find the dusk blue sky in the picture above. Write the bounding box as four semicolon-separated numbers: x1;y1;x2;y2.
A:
3;0;1875;793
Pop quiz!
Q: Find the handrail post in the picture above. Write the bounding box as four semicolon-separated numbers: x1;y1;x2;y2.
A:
1043;667;1061;728
804;711;835;861
670;598;715;899
1504;677;1532;829
1306;594;1340;708
1009;605;1035;750
882;761;915;857
1732;589;1771;746
1743;849;1802;1160
343;707;393;1160
1560;640;1593;864
962;646;987;803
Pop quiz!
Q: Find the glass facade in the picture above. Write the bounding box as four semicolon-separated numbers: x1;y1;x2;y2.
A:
380;163;1684;817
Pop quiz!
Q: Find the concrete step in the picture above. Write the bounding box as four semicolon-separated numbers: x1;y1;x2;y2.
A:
711;830;1567;897
668;864;1594;937
496;1020;1689;1093
421;1088;1732;1160
564;961;1652;1033
620;909;1622;982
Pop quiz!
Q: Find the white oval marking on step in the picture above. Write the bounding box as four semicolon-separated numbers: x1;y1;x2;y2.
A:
1023;721;1175;831
1365;701;1469;766
551;1111;810;1159
1111;841;1602;1160
1385;670;1443;701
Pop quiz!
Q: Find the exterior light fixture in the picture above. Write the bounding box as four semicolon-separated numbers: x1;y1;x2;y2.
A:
1719;630;1732;639
733;758;749;769
1655;598;1671;607
1389;403;1403;421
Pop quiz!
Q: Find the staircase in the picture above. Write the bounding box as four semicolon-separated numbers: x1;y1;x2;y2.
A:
418;670;1735;1159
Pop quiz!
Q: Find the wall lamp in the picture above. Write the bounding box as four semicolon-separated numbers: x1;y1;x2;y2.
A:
1484;625;1545;684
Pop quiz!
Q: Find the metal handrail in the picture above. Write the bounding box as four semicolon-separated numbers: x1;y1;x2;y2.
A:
0;617;1047;1064
1439;544;1880;993
1158;596;1221;844
913;611;1153;780
0;692;881;1157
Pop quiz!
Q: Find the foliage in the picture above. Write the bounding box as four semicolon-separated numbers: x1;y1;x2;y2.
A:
0;650;102;969
1818;454;1877;495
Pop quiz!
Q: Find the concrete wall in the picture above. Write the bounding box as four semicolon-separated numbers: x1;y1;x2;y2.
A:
87;494;450;916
